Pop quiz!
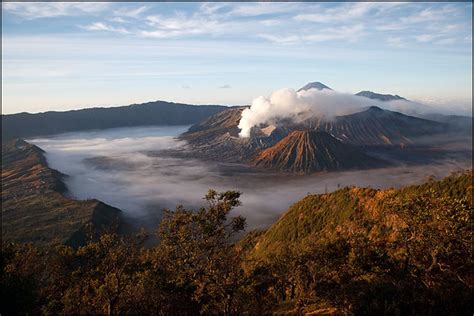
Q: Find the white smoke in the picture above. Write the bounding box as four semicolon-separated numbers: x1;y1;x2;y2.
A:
238;88;372;138
237;87;467;138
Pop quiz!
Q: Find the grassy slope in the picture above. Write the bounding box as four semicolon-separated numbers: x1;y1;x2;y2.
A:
248;170;472;260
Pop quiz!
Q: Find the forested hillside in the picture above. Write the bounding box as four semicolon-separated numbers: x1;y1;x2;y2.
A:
1;171;472;315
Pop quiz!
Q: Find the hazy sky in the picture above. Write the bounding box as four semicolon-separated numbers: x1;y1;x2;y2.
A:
2;2;472;114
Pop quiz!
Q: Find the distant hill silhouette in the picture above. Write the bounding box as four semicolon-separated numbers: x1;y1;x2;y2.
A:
356;90;407;101
2;101;228;140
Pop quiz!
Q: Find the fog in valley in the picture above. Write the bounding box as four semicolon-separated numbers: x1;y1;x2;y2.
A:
29;126;471;232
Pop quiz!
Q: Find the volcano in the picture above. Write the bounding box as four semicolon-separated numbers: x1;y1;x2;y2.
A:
253;130;382;173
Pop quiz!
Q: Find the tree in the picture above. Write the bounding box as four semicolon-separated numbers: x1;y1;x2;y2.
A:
156;190;246;314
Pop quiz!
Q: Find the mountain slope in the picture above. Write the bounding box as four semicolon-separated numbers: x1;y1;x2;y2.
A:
356;90;406;101
1;139;121;246
2;101;228;140
254;130;383;173
310;106;447;146
179;107;287;162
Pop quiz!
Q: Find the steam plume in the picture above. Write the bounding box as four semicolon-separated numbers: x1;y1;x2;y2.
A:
237;87;461;138
238;88;369;137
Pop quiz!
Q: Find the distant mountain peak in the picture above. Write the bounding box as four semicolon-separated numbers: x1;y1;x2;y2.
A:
356;90;406;102
298;82;333;92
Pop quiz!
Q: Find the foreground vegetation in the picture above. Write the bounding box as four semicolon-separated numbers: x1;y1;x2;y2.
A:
1;171;473;315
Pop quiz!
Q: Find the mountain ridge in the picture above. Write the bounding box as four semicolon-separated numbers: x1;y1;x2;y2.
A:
356;90;407;101
1;139;121;246
2;100;229;140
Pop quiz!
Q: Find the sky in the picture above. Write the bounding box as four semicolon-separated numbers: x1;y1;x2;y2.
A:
2;2;472;115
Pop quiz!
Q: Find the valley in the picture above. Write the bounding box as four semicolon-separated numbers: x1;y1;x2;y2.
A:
3;84;471;243
2;2;472;314
24;124;471;235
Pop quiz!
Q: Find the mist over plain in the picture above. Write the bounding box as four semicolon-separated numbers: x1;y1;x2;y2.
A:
29;125;471;231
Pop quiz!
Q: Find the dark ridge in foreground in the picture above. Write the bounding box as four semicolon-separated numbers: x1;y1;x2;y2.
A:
1;139;120;247
254;130;384;173
1;101;228;140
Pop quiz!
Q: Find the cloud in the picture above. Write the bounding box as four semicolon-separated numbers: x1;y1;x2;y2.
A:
199;3;228;16
81;22;130;35
294;2;374;23
140;13;225;38
386;36;405;47
375;23;406;32
415;34;437;43
238;88;371;138
258;25;365;45
294;2;404;24
2;2;109;19
113;5;148;19
108;17;128;24
228;3;300;17
260;19;281;26
219;84;231;89
434;38;457;45
414;33;457;45
400;6;458;24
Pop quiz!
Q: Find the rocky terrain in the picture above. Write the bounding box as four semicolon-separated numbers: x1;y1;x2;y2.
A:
254;130;384;173
1;139;121;246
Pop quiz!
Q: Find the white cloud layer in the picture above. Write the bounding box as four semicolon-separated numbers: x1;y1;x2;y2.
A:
3;2;109;19
29;126;471;230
